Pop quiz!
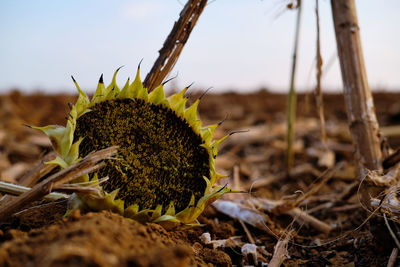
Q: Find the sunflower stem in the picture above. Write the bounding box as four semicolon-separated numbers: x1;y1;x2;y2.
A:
285;1;303;171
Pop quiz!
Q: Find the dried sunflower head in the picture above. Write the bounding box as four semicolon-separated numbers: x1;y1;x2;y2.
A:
33;67;236;228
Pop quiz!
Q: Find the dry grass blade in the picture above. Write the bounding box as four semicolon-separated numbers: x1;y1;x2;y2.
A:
387;248;398;267
292;161;344;207
0;146;118;222
384;213;400;250
248;198;333;234
239;219;255;244
0;181;68;201
286;0;303;171
268;230;293;267
143;0;207;91
314;0;327;147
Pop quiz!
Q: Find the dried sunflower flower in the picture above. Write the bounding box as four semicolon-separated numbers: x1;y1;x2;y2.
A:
33;67;236;228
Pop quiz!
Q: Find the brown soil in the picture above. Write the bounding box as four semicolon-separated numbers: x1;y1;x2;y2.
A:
0;210;232;267
0;90;400;266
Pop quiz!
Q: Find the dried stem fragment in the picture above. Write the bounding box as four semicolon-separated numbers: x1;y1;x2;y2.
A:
249;198;333;234
268;230;293;267
144;0;207;91
18;151;57;187
0;181;68;201
0;146;118;222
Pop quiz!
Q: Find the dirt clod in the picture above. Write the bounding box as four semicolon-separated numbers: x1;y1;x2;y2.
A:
0;211;233;267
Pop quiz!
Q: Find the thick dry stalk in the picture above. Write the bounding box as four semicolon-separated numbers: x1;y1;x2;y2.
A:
286;1;303;170
143;0;207;91
0;146;118;222
314;0;327;146
331;0;382;176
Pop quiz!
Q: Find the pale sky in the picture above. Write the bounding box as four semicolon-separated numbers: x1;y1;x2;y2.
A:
0;0;399;93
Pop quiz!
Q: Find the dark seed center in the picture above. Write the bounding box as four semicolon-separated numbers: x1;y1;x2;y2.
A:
74;98;209;213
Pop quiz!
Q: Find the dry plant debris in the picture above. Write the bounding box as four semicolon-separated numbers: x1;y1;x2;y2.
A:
0;91;400;266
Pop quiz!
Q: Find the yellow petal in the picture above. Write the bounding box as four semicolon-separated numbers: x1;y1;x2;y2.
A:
165;201;175;216
119;78;131;99
151;204;163;220
148;84;167;106
30;125;66;155
174;97;187;117
211;134;229;157
108;188;120;200
92;74;106;104
64;137;84;165
167;87;188;109
216;172;227;181
71;76;90;117
129;67;148;100
152;215;181;227
105;67;122;99
200;124;219;145
45;156;69;169
184;99;199;123
60;107;77;157
125;204;139;216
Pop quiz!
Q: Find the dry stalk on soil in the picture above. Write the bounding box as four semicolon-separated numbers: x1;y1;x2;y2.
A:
331;0;389;219
214;194;333;235
314;0;327;147
286;0;303;170
249;197;333;234
268;230;293;267
0;146;118;222
331;0;383;175
143;0;207;91
331;4;400;257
